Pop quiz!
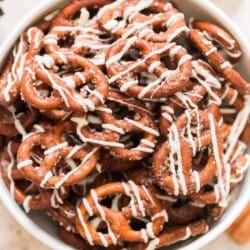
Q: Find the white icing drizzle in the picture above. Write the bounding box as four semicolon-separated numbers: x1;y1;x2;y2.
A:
106;36;137;66
54;147;99;189
50;189;63;208
124;118;159;136
142;185;155;206
152;209;168;222
44;142;68;155
111;195;122;211
208;113;229;203
66;145;84;159
168;124;187;195
90;189;117;245
22;195;32;213
192;171;201;193
76;206;94;246
6;142;15;198
8;106;27;138
128;180;146;217
102;123;125;134
225;96;250;162
17;159;33;169
40;171;53;187
72;117;125;148
145;238;160;250
82;198;94;216
141;229;149;243
90;217;102;230
181;227;192;241
220;61;232;70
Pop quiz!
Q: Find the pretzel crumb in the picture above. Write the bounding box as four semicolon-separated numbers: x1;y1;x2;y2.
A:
227;203;250;244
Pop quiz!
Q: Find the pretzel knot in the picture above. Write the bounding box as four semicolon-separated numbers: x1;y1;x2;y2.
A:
76;182;166;247
0;27;44;107
190;19;242;61
106;39;192;99
99;0;187;42
16;128;100;189
98;91;158;160
127;219;208;250
44;26;111;68
0;103;37;137
153;108;224;196
0;142;58;212
51;0;112;28
21;52;108;112
188;29;250;95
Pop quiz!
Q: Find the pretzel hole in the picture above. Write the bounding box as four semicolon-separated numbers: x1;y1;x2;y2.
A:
138;71;158;85
122;48;142;61
66;133;82;146
113;106;136;120
161;55;178;70
140;8;159;16
16;179;37;194
153;24;167;34
30;150;44;165
58;36;75;48
193;150;209;170
130;217;149;231
119;132;143;149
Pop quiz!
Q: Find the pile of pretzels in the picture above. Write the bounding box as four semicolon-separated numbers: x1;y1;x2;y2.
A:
0;0;250;249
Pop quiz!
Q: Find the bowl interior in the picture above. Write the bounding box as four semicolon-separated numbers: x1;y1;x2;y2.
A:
0;0;250;250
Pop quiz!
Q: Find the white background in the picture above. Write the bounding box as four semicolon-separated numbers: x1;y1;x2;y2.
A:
0;0;250;249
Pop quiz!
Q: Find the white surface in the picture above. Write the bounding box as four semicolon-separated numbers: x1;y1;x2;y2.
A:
0;0;250;250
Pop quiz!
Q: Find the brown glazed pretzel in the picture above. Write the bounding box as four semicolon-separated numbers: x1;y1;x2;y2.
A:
0;103;37;137
98;91;158;160
51;0;112;27
188;29;250;95
0;27;44;107
76;182;166;247
190;19;242;61
153;108;223;196
106;39;192;99
17;131;99;188
21;52;108;112
0;142;51;211
159;80;207;136
99;0;187;42
127;219;208;250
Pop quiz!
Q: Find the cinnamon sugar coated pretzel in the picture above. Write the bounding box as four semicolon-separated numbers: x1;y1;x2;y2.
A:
0;0;250;249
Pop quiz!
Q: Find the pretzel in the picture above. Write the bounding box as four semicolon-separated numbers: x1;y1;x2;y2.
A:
99;0;187;42
188;29;250;95
154;107;225;196
127;219;208;250
51;0;112;27
21;52;109;112
76;182;166;247
48;202;77;233
0;142;51;211
17;131;100;188
0;27;44;107
190;19;242;61
0;102;37;137
97;91;158;160
159;79;207;136
106;39;192;99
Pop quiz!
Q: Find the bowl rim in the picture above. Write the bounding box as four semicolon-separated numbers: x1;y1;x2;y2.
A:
0;0;250;249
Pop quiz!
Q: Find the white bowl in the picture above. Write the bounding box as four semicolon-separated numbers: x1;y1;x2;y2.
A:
0;0;250;249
